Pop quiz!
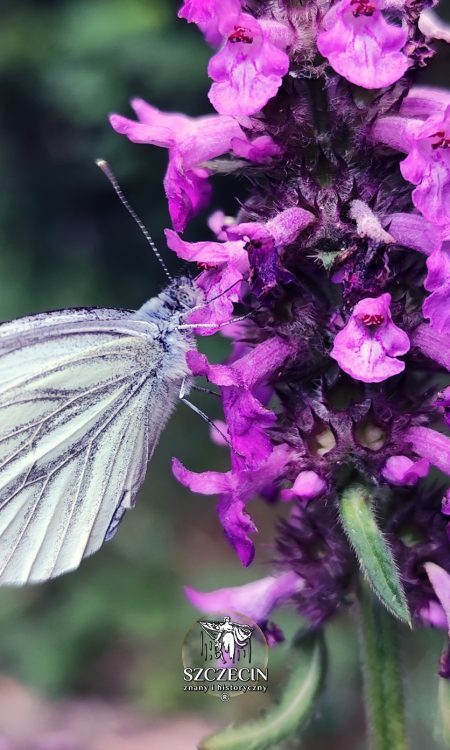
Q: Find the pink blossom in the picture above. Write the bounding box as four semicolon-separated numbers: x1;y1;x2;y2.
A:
164;228;248;268
173;444;291;566
400;106;450;228
110;100;243;167
381;455;430;486
226;207;315;295
110;99;280;231
423;565;450;676
207;210;236;240
424;562;450;635
281;471;327;502
423;238;450;333
401;87;450;120
230;134;281;161
412;325;450;373
208;13;293;116
418;9;450;46
209;419;229;447
163;157;211;233
317;0;409;89
420;600;448;630
178;0;241;46
370;115;422;155
406;426;450;477
186;336;293;467
164;229;249;331
330;293;410;383
185;571;303;623
173;339;294;565
388;212;442;256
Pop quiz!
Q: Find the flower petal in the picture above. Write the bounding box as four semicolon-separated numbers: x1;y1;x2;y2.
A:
208;14;291;116
216;492;257;566
317;0;409;89
172;458;232;494
331;294;410;383
424;562;450;634
381;455;430;486
184;571;303;621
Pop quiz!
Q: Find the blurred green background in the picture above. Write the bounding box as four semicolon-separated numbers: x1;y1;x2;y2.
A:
0;0;449;747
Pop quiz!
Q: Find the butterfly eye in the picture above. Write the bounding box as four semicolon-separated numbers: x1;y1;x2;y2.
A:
178;286;196;308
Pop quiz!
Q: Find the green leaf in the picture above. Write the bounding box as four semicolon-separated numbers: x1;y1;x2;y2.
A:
339;484;411;626
199;631;326;750
359;585;408;750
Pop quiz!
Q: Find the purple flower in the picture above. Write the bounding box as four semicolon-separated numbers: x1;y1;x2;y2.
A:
184;570;302;623
208;13;293;116
401;87;450;120
424;562;450;637
419;601;448;630
281;470;327;502
227;207;315;295
227;207;315;246
412;325;450;373
207;209;236;240
178;0;241;46
112;0;450;684
330;294;410;383
110;99;279;231
418;9;450;47
164;229;248;331
230;133;281;162
400;106;450;228
381;455;430;486
407;426;450;477
164;229;248;268
173;337;293;565
164;156;211;234
186;336;294;466
371;115;422;155
173;444;291;566
388;212;442;256
423;237;450;333
317;0;409;90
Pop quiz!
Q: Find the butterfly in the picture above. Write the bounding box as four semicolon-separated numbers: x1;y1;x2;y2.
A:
0;162;208;586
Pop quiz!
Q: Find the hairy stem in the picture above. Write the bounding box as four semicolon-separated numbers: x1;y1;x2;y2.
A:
358;585;408;750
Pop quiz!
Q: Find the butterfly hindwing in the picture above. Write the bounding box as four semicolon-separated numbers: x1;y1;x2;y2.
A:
0;307;177;585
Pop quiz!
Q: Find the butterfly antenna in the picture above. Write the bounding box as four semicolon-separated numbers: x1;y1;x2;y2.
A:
96;159;173;282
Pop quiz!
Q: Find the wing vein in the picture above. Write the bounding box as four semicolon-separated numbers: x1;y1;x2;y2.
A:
50;373;151;575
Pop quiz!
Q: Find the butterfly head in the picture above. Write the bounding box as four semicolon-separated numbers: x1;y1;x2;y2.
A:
170;277;203;311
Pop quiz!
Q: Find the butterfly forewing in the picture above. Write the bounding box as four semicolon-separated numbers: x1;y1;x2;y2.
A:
0;307;177;585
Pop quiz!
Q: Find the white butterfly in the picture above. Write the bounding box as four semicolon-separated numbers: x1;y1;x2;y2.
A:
0;279;203;586
0;160;218;586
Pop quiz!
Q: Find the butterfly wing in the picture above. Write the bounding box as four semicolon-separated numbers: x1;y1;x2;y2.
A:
0;307;177;585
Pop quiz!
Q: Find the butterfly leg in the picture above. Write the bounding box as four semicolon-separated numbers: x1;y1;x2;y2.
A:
177;310;255;331
179;377;189;399
191;384;220;397
179;397;231;449
180;379;219;399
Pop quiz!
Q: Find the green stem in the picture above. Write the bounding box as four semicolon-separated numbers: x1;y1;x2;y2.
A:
359;585;408;750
